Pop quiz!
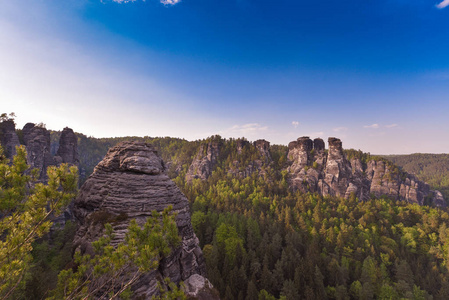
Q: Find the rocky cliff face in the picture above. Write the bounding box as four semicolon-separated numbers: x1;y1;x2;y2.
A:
0;121;80;181
187;138;274;180
73;141;213;299
186;141;221;182
286;136;445;207
230;139;272;178
254;139;271;163
22;123;55;179
54;127;79;167
0;120;20;159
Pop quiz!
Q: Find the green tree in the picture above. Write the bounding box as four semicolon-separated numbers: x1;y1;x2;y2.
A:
49;207;184;300
0;145;78;299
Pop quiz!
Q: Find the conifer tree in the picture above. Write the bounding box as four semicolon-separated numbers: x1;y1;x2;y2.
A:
0;146;78;299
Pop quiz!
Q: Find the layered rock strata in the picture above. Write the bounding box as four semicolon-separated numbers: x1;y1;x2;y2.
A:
287;137;445;207
73;141;211;298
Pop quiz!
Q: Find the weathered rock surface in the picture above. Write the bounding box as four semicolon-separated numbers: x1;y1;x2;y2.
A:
230;139;272;178
254;139;272;163
288;137;320;193
22;123;55;179
54;127;79;167
0;120;20;159
73;141;211;299
184;274;219;300
186;141;221;182
286;137;445;207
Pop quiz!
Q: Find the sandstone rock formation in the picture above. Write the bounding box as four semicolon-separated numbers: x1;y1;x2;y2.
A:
54;127;79;167
236;139;249;154
186;140;221;182
22;123;55;179
73;141;212;298
254;139;272;163
230;139;272;178
0;120;20;159
287;137;445;207
0;122;80;181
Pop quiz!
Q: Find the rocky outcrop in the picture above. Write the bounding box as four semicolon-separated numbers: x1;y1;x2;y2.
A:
184;274;219;300
0;122;80;181
236;139;249;154
288;137;324;194
288;137;313;170
365;161;438;206
254;139;271;162
22;123;55;179
73;141;211;298
186;141;221;182
0;120;20;159
286;137;445;207
54;127;79;167
228;139;272;178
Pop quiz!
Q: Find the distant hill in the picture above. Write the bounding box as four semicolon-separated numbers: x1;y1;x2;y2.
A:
383;154;449;200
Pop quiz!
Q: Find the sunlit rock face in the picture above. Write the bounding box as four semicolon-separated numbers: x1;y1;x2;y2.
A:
286;137;446;207
73;141;212;299
186;141;221;182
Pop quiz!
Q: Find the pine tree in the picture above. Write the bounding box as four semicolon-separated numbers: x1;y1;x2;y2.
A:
245;278;258;300
0;146;78;299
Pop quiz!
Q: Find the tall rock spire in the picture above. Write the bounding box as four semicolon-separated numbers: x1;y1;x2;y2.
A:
73;141;214;298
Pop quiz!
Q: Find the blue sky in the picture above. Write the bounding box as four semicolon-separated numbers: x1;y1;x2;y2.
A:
1;0;449;154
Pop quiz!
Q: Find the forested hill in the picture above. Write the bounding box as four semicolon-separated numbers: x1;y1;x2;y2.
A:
383;154;449;201
50;132;445;208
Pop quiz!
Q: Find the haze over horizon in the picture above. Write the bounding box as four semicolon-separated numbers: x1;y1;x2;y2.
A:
1;0;449;154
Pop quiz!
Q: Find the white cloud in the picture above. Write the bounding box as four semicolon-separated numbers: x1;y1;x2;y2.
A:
364;124;380;129
292;121;299;128
385;124;398;128
160;0;181;4
333;127;348;132
436;0;449;9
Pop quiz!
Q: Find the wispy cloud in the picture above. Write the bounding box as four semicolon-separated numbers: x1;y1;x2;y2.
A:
385;124;398;128
292;121;299;128
111;0;181;5
111;0;136;3
221;123;269;137
333;127;348;132
308;131;324;137
436;0;449;9
364;124;380;129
